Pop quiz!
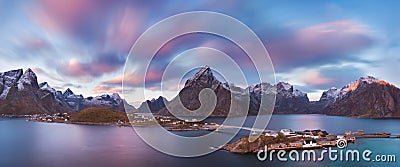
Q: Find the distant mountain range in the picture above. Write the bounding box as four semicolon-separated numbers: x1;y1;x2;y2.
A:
154;66;400;118
1;67;399;118
0;68;133;115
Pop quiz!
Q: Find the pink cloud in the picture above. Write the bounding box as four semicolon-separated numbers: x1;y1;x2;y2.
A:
62;59;92;77
93;85;122;94
31;0;106;33
105;7;143;53
103;74;138;86
296;20;371;54
19;37;52;51
59;52;125;78
103;69;163;87
300;70;333;86
267;20;374;70
31;0;144;54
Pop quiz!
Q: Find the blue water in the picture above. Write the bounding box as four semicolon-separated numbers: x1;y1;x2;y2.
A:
0;115;399;167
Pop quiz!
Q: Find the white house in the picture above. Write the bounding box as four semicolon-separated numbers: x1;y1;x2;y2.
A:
280;129;296;137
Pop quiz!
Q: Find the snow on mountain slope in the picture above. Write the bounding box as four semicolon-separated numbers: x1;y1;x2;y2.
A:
17;68;37;91
0;69;23;100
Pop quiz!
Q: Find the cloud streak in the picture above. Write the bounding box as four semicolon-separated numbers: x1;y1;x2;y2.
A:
58;52;125;77
93;85;122;94
267;20;375;71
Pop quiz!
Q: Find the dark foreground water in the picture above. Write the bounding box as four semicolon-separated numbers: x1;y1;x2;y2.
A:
0;114;399;167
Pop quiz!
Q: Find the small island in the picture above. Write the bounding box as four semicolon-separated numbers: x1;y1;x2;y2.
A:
222;129;398;154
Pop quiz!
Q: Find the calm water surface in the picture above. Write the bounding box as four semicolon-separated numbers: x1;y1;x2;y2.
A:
0;114;399;167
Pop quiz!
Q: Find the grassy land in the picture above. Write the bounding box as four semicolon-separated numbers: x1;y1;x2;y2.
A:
70;108;128;123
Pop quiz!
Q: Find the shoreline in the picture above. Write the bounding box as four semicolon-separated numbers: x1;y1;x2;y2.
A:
4;113;400;120
31;119;138;127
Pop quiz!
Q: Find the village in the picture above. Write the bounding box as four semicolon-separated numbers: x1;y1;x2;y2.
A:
28;113;71;123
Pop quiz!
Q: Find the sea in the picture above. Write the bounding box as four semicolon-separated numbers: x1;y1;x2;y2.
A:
0;114;399;167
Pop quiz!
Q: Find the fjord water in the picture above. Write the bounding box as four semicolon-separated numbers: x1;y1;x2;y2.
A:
0;115;399;167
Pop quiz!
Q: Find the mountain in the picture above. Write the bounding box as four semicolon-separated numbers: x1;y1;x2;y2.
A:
137;96;169;113
319;87;340;106
157;66;310;116
0;69;23;100
62;88;84;111
82;93;127;112
321;76;400;118
155;66;400;118
158;66;250;116
270;82;310;114
0;69;133;115
2;68;399;118
0;69;70;115
308;87;340;112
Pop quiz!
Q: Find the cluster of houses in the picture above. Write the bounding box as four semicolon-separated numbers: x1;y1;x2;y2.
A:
264;129;355;150
29;113;70;123
264;129;331;139
127;113;155;124
155;116;207;127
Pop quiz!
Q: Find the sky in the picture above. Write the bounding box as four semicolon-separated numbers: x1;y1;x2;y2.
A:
0;0;399;106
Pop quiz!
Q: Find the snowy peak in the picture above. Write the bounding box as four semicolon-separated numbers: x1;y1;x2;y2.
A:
86;93;124;104
322;76;400;118
39;82;56;93
39;82;49;88
2;69;23;80
359;75;379;84
185;66;220;88
63;88;74;95
293;89;307;98
247;82;307;98
0;68;132;114
320;87;340;102
17;68;38;91
63;88;74;97
0;69;23;99
275;82;308;98
111;93;121;100
338;76;390;99
195;65;213;78
247;82;275;95
276;82;293;92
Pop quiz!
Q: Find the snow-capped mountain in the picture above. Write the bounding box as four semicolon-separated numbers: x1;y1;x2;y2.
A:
137;96;169;113
316;87;340;107
0;69;23;100
158;66;250;116
321;76;400;118
16;68;37;91
82;93;126;111
0;69;133;115
158;66;311;116
337;76;385;99
39;82;56;93
320;87;340;102
0;68;70;115
273;82;310;114
2;68;398;118
156;66;400;118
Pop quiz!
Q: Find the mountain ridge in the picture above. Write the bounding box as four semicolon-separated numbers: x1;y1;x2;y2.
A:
0;68;133;115
155;66;400;118
1;67;399;118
